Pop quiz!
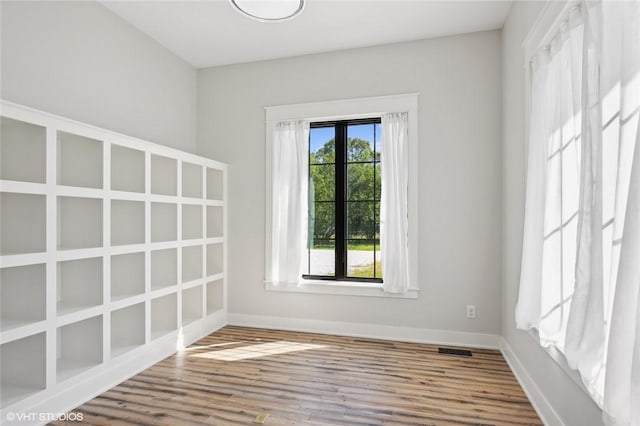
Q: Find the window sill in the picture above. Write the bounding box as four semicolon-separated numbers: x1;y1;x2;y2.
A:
524;329;591;397
264;280;418;299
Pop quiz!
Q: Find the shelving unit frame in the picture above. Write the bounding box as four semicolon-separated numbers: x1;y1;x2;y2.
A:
0;101;227;423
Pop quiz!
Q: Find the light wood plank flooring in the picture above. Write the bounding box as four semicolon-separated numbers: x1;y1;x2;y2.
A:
52;326;542;426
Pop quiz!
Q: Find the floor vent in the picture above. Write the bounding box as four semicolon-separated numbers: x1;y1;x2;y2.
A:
438;347;473;357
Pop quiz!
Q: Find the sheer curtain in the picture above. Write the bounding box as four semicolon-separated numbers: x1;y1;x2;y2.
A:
563;0;605;400
516;8;584;350
601;1;640;424
269;120;309;286
380;112;410;293
516;1;640;423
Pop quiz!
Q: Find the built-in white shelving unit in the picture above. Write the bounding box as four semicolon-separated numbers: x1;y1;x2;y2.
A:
0;101;227;424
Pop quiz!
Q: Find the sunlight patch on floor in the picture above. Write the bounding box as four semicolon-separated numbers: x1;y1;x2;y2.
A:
190;341;328;361
184;341;243;351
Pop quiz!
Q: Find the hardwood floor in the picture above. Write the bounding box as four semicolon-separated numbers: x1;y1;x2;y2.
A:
53;326;542;426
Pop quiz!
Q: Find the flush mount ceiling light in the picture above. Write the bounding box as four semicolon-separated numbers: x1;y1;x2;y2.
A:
230;0;305;22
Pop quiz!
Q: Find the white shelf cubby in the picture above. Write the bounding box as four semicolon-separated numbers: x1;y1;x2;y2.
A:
207;206;224;238
182;162;202;198
150;154;177;196
207;243;224;277
151;293;177;340
57;131;103;189
150;248;177;290
57;257;103;316
150;202;177;242
182;245;203;283
1;264;46;331
57;196;103;250
206;168;224;201
111;199;145;246
182;204;203;240
0;116;46;184
0;192;46;255
111;144;145;193
0;333;46;408
111;252;145;300
111;303;145;359
206;279;224;315
56;315;103;383
182;286;203;326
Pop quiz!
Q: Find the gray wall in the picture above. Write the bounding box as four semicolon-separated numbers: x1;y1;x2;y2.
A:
501;2;603;424
198;31;503;335
1;1;197;152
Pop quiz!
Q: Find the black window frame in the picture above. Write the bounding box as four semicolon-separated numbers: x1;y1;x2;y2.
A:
303;117;382;284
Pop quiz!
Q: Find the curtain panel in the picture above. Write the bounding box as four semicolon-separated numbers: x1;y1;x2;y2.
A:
381;112;411;294
268;120;309;286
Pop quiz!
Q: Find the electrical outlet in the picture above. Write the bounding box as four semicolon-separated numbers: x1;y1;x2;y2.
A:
466;305;476;319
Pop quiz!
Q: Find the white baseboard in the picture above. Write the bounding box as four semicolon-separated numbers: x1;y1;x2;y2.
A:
499;337;564;426
1;313;227;426
227;313;500;349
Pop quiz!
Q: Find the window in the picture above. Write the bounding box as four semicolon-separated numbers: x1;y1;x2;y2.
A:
305;118;382;282
264;93;419;298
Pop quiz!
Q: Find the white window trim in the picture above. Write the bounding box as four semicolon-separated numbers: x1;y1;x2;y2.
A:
264;93;419;298
264;280;418;299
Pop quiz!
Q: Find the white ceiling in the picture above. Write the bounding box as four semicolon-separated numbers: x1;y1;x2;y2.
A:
101;0;512;69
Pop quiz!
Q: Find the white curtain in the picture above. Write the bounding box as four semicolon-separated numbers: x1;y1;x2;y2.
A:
516;8;585;350
563;1;605;400
516;1;640;422
601;1;640;424
269;120;309;286
380;112;410;293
